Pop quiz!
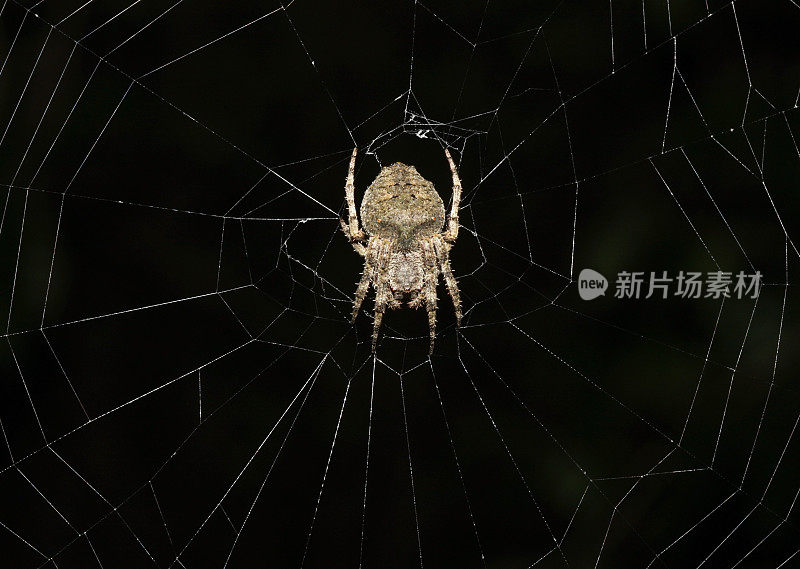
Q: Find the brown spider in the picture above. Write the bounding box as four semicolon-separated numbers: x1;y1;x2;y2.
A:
340;147;462;353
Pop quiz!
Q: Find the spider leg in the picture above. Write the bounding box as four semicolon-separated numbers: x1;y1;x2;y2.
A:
352;270;372;322
352;238;377;320
443;148;462;243
422;242;440;354
340;219;367;256
407;291;423;309
426;308;437;354
388;293;403;310
372;280;389;351
369;240;393;351
434;236;462;326
340;147;366;248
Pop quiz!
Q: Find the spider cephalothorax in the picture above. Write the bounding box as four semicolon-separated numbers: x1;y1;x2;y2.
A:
340;148;462;352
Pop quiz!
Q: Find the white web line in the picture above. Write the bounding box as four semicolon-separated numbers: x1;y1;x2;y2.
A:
55;0;94;27
222;354;326;567
429;359;487;567
28;331;343;565
16;76;132;332
711;296;759;466
546;40;580;282
5;40;76;189
104;0;187;57
48;447;158;564
299;368;352;569
5;284;253;339
0;337;258;478
149;480;175;553
6;0;341;226
79;0;142;42
595;450;675;568
357;359;376;569
16;467;78;533
679;300;725;444
455;345;569;564
0;518;47;561
651;159;719;268
0;26;52;149
171;356;328;567
8;339;47;441
458;333;671;565
741;240;788;483
399;372;425;568
608;0;615;72
0;9;28;80
506;314;800;557
137;6;285;80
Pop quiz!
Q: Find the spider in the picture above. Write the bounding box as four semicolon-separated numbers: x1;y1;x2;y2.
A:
340;147;462;353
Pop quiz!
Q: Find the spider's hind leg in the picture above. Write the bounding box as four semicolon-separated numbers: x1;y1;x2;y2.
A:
422;242;440;354
426;306;437;355
371;282;391;352
352;269;371;322
351;239;377;321
433;237;462;326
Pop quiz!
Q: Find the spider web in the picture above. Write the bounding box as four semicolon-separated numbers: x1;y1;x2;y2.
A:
1;0;799;567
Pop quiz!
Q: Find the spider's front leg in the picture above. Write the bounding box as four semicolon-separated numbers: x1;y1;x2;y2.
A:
443;148;462;243
371;278;391;352
340;148;366;255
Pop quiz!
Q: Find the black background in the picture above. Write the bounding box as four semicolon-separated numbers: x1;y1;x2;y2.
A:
1;0;799;568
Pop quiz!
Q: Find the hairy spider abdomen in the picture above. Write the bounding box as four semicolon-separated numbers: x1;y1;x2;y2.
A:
361;163;446;244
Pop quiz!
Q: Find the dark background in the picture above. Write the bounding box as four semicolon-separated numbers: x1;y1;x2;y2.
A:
1;0;799;567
